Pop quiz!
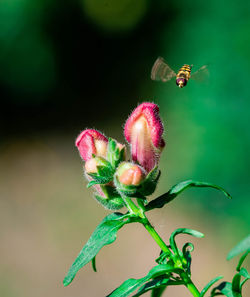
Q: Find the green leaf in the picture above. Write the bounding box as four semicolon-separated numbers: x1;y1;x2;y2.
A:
227;235;250;260
107;264;182;297
239;268;250;289
212;282;234;297
232;274;242;297
132;277;182;297
145;180;232;211
91;256;97;272
63;213;128;286
200;276;224;297
239;268;250;279
150;287;167;297
169;228;204;260
236;251;249;272
182;242;194;276
240;278;249;289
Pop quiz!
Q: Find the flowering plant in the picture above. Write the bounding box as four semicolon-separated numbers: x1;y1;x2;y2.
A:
63;103;249;297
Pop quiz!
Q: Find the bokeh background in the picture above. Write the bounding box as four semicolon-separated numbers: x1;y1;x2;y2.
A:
0;0;249;296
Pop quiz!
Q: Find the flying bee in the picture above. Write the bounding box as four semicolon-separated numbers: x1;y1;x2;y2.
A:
151;57;208;88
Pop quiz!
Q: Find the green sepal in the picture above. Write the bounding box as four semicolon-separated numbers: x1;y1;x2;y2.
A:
87;179;104;188
107;264;183;297
97;164;114;177
92;185;124;210
87;163;114;185
200;276;224;297
94;194;124;210
114;175;140;197
145;180;232;212
114;167;160;198
139;167;161;196
63;212;128;286
107;138;125;169
227;235;250;261
87;174;112;185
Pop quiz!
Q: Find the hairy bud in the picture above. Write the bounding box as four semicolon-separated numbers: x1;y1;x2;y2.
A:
124;102;165;172
76;129;108;161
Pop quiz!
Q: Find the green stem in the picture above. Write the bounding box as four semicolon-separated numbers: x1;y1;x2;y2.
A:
143;219;172;257
121;196;140;215
139;211;200;297
180;272;200;297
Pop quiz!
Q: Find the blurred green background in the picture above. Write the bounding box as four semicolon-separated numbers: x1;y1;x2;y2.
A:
0;0;249;296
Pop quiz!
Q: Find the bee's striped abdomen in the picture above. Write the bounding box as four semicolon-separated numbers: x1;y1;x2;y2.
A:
176;64;192;88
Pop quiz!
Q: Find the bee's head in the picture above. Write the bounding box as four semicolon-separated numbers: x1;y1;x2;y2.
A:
176;78;187;88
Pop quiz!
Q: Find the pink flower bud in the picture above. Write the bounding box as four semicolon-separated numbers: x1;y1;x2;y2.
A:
117;162;145;186
84;156;109;174
85;158;98;173
124;102;165;172
75;129;108;161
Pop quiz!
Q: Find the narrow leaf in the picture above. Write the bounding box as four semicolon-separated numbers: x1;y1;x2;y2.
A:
133;278;181;297
107;264;182;297
91;256;97;272
212;282;234;297
200;276;224;297
239;268;250;289
182;242;194;276
227;235;250;260
169;228;204;259
236;251;249;272
151;287;167;297
63;213;127;286
240;278;249;289
146;180;231;211
232;274;241;296
239;268;250;279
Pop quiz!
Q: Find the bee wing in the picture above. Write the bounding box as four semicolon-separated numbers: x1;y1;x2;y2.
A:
151;57;176;82
191;65;209;82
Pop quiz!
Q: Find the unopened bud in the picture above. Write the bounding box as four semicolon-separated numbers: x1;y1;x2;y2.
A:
124;102;165;172
117;162;145;186
76;129;108;161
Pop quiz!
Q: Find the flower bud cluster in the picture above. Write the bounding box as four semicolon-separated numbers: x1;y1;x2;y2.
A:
75;102;165;210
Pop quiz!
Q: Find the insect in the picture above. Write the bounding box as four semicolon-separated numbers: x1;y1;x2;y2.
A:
151;57;208;88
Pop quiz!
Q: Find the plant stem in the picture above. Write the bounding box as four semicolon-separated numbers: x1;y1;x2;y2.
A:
143;219;172;257
141;212;200;297
121;196;140;215
180;272;200;297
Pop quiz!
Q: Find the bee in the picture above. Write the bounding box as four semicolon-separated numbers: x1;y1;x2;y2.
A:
151;57;208;88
